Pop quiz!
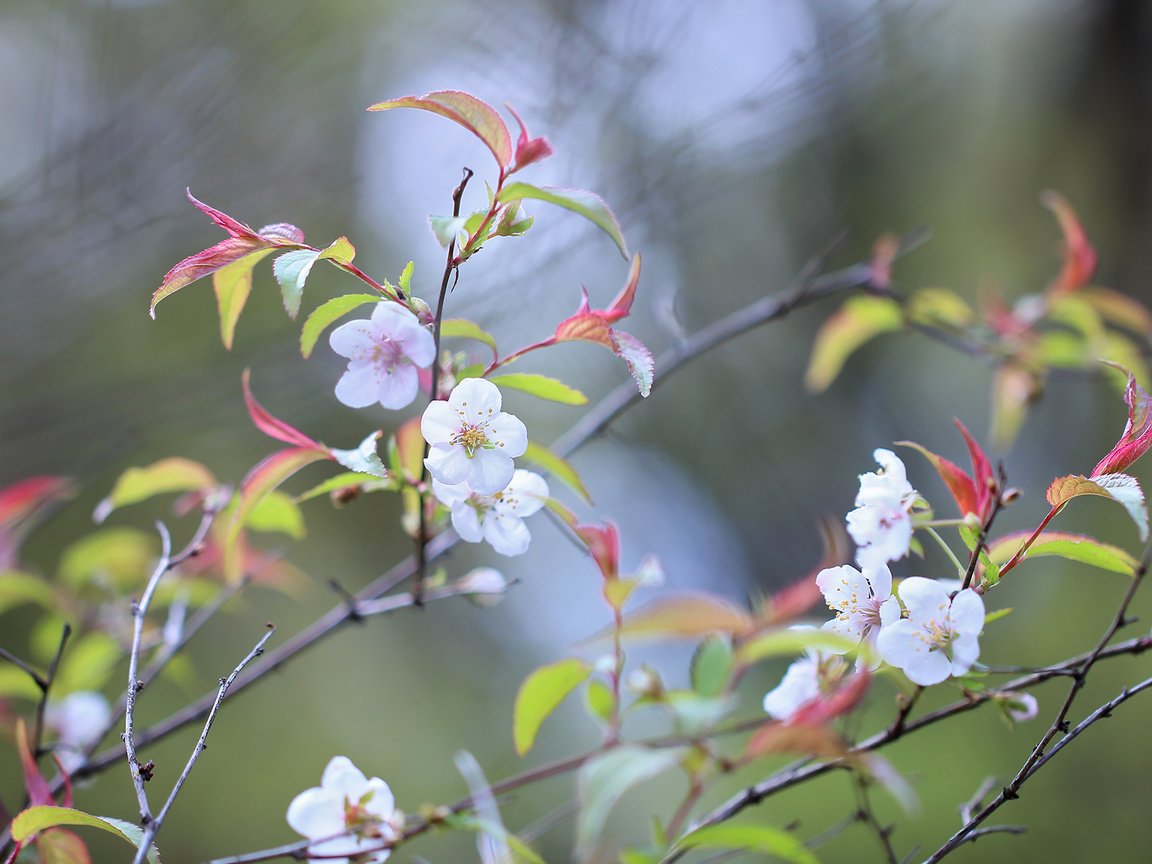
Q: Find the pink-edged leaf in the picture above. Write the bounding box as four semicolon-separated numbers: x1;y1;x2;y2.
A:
761;517;850;625
36;827;92;864
744;721;848;761
611;329;654;398
868;233;900;291
258;222;306;244
955;419;995;517
602;253;642;323
214;248;275;349
506;103;554;173
1092;367;1152;477
898;441;978;518
1042;190;1098;297
575;522;619;582
617;592;755;641
367;89;513;168
1047;473;1148;540
187;188;260;239
986;530;1138;575
787;670;871;727
0;476;74;529
554;293;614;347
17;720;54;806
152;237;268;316
242;370;322;449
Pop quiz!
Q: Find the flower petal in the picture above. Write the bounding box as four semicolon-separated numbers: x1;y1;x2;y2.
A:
322;756;368;798
335;362;384;408
451;378;501;424
484;513;531;556
361;776;395;820
450;501;484;542
421;400;458;445
486;412;528;457
903;649;952;686
949;589;986;634
376;364;419;410
426;443;471;485
330;320;378;360
498;470;549;516
468;449;515;496
286;787;344;839
431;479;472;507
897;576;949;620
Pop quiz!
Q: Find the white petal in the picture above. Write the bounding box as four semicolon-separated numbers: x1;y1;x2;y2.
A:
499;470;549;516
485;514;531;556
467;450;515;496
821;614;862;643
421;401;458;445
286;787;344;839
949;589;986;635
450;378;501;424
376;365;419;410
903;650;952;686
762;658;819;720
815;565;867;608
335;363;383;409
865;563;892;600
950;634;981;673
395;320;435;368
431;479;472;507
329;320;378;360
878;595;902;627
450;502;484;542
361;777;395;820
486;412;528;457
425;444;472;486
322;756;368;798
897;577;949;620
877;620;922;668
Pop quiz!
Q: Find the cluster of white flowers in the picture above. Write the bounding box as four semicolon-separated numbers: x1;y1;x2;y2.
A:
330;306;549;558
764;449;1003;720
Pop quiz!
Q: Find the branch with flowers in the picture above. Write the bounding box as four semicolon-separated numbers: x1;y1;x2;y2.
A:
3;88;1152;864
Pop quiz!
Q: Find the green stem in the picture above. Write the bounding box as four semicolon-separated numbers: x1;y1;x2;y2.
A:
919;525;966;577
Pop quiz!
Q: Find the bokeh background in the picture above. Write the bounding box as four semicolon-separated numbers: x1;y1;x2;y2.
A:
3;0;1152;861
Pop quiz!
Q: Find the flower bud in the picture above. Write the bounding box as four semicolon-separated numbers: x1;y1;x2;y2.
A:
626;664;663;699
457;567;510;606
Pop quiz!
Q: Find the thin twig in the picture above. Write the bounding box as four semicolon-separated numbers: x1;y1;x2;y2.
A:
854;774;898;864
0;647;47;690
133;625;276;864
31;624;72;757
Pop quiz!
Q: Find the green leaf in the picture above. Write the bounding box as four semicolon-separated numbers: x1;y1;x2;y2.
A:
991;363;1040;449
440;318;498;357
300;294;381;359
244;490;305;538
1047;473;1148;540
490;372;588;405
576;747;683;861
986;530;1138;575
429;215;466;248
619;593;754;641
368;90;514;168
55;632;121;693
398;261;414;294
906;287;975;328
497;182;628;259
443;814;546;864
293;472;387;503
0;571;56;615
214;248;274;350
674;824;818;864
523;441;592;504
0;666;42;699
272;249;321;319
11;806;161;863
513;658;590;755
317;235;356;265
735;629;861;667
94;457;217;523
805;295;903;392
59;528;157;590
585;679;615;723
690;636;734;698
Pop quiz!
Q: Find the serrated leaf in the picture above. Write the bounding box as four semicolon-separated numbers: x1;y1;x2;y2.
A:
330;431;388;478
369;90;514;168
1047;473;1148;540
735;629;860;667
805;295;903;392
489;373;588;405
611;330;654;397
576;747;683;862
514;658;591;755
690;636;734;698
497;182;628;259
523;441;592;504
11;806;161;863
673;824;818;864
1092;367;1152;477
986;530;1137;575
440;318;498;357
618;593;754;641
398;261;414;294
300;294;380;359
272;249;321;319
214;248;274;350
317;235;356;265
94;457;217;523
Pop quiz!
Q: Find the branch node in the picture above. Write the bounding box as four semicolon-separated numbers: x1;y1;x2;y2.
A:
1003;787;1019;801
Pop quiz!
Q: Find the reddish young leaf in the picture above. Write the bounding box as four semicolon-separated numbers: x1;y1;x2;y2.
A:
187;188;261;240
601;253;642;323
242;370;323;449
760;516;849;625
786;670;871;727
744;721;847;761
368;90;513;168
898;441;978;517
575;522;619;581
1092;368;1152;477
0;477;74;530
37;828;92;864
1042;190;1098;297
17;719;54;806
868;233;900;291
955;419;995;516
506;103;554;173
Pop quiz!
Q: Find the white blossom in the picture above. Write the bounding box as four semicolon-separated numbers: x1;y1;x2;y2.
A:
432;469;548;556
330;302;435;410
876;577;985;686
847;449;920;569
456;567;511;606
286;756;397;864
44;691;111;773
762;627;849;721
422;378;528;495
816;563;899;655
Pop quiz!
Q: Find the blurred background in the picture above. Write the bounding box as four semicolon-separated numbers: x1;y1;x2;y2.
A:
3;0;1152;861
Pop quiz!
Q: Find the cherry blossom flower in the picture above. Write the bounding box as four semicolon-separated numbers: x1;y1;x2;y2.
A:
456;567;512;606
816;563;899;657
330;302;435;410
286;756;397;864
432;469;548;556
847;449;920;569
762;628;849;721
995;691;1039;723
876;577;985;686
44;691;111;772
421;378;528;495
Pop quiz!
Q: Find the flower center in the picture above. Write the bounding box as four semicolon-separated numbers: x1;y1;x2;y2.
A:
916;618;955;650
452;423;490;457
370;337;407;372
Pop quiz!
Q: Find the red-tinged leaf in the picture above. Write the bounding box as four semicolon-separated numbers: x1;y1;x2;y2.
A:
603;253;642;323
152;237;268;316
1042;190;1097;297
611;329;655;398
393;416;426;482
1092;367;1152;477
744;721;847;761
214;248;275;349
898;441;979;518
506;103;554;173
617;592;755;641
368;90;513;168
787;670;871;727
554;291;614;347
1047;472;1148;540
497;182;628;259
804;295;903;392
242;370;323;448
955;419;995;516
187;188;259;239
0;476;74;529
257;222;306;245
94;457;217;523
10;806;160;863
17;719;54;805
37;828;92;864
226;447;330;581
575;522;619;581
317;235;356;265
1082;286;1152;338
986;530;1137;575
